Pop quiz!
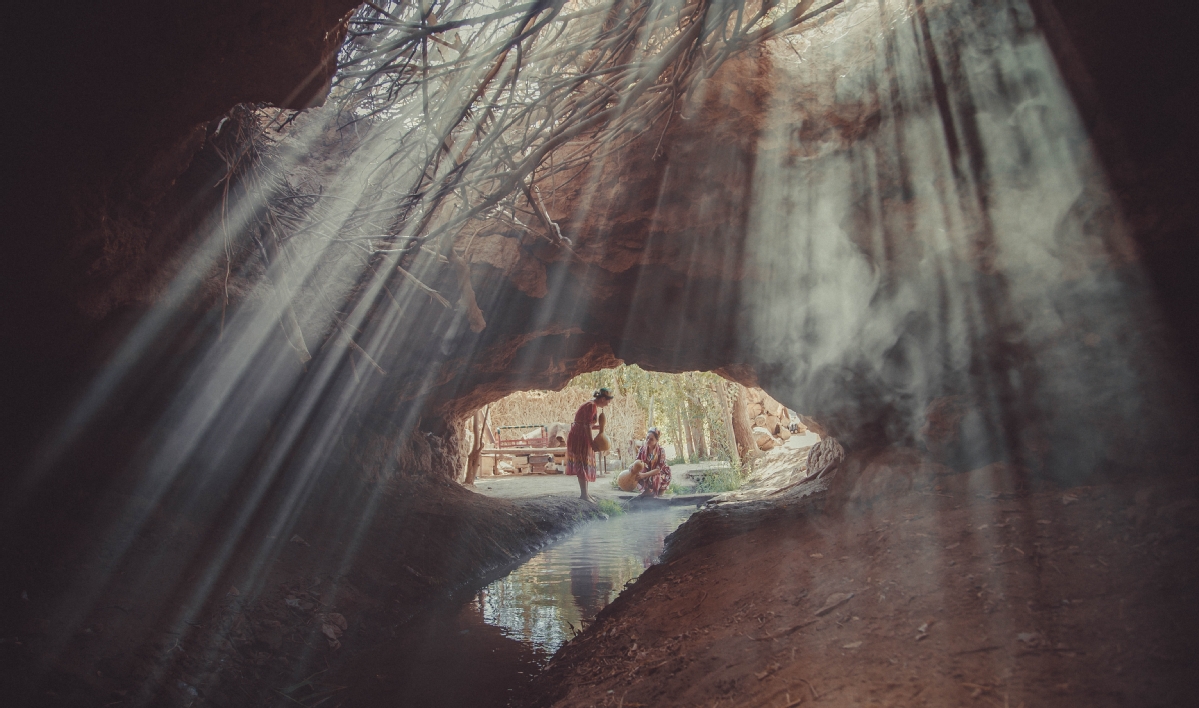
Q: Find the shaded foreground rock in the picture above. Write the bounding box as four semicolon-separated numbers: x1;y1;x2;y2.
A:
0;479;599;707
518;448;1199;708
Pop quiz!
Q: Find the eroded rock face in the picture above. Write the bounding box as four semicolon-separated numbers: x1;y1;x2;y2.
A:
9;0;1199;492
5;0;362;474
386;0;1198;483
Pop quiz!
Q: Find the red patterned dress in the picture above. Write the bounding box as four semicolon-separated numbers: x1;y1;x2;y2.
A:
636;443;672;496
565;400;598;482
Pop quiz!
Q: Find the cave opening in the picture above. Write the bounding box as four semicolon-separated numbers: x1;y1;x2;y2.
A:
4;0;1199;706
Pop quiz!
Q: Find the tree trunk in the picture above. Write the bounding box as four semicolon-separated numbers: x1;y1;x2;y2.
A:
687;396;709;459
690;422;705;460
482;406;496;445
675;408;691;463
731;384;761;461
683;402;699;460
712;381;740;468
464;407;486;486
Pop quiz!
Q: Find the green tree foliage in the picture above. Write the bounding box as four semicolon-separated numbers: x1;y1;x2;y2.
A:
572;366;737;463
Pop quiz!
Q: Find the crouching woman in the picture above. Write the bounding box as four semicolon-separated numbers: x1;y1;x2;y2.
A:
633;427;672;497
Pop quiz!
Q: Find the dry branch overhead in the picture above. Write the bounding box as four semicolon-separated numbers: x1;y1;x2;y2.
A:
330;0;850;269
449;250;487;332
202;1;851;368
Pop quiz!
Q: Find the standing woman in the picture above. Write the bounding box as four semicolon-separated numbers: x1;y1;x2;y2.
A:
565;387;613;502
635;427;672;497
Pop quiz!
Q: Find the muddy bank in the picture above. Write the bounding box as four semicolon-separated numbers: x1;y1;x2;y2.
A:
519;452;1199;707
0;478;598;707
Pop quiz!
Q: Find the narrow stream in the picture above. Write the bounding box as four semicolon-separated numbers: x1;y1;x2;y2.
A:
332;506;696;707
471;505;697;656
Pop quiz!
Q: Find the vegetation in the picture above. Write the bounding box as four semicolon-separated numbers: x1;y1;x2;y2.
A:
596;498;625;517
190;0;851;391
694;467;743;494
331;0;849;277
573;365;739;465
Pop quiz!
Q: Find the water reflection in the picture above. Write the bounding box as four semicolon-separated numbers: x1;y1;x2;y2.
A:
466;507;695;655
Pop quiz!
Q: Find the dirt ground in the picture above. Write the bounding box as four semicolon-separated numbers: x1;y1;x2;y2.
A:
473;473;630;500
519;449;1199;707
472;463;722;500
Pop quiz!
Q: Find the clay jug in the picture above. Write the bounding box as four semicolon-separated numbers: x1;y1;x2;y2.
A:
591;410;611;452
616;467;638;492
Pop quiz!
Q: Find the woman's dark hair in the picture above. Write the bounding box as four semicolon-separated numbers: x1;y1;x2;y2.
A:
646;427;660;440
593;387;614;400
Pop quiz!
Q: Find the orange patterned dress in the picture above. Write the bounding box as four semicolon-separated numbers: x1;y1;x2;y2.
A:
565;400;597;482
636;443;672;496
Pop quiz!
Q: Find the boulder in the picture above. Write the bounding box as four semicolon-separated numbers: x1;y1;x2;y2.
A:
752;427;776;451
760;390;786;419
797;415;826;438
805;436;845;479
764;414;780;435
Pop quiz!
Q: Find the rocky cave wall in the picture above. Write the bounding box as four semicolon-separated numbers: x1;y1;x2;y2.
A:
6;0;1198;502
4;0;361;474
324;0;1199;485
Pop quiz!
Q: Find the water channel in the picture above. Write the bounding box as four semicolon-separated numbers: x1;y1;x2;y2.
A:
333;506;697;707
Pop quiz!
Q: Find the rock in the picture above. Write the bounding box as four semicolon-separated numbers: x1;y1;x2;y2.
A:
777;426;791;441
806;437;845;479
759;390;786;419
748;402;764;418
754;414;768;428
752;427;776;451
797;415;826;437
764;414;780;435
